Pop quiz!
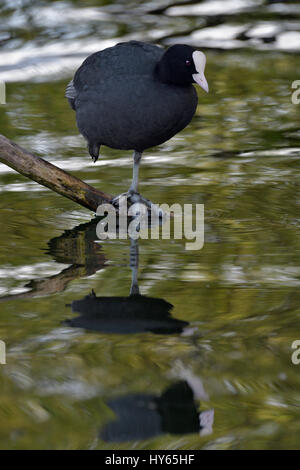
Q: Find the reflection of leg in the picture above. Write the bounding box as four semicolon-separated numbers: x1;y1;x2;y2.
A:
199;409;214;436
129;238;139;296
171;360;209;401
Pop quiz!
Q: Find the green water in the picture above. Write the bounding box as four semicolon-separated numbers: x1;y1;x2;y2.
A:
0;0;300;450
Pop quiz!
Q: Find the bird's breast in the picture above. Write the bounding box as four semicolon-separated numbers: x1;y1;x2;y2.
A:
76;76;198;151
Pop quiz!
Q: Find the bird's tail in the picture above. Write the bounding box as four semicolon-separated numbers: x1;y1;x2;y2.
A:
88;142;100;163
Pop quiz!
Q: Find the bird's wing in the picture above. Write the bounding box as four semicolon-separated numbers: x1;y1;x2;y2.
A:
65;79;77;110
65;42;163;111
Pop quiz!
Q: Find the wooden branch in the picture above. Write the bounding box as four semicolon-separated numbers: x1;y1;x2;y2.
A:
0;134;112;211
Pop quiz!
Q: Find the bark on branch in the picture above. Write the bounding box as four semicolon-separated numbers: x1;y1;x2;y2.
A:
0;134;112;211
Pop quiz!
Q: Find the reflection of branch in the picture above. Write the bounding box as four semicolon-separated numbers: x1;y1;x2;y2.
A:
0;134;112;211
0;218;107;301
0;265;89;302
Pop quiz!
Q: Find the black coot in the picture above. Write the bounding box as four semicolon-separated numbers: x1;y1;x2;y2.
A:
66;40;208;203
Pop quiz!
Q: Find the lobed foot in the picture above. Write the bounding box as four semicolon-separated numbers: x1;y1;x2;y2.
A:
111;191;165;219
111;190;152;208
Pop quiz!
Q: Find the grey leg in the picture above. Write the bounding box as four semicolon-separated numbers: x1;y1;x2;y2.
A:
111;149;163;215
129;150;142;194
111;150;143;207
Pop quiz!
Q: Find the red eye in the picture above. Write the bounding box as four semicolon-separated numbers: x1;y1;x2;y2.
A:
185;60;191;66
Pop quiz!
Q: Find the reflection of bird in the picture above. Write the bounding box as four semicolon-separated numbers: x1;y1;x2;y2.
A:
64;238;189;335
65;289;188;335
100;381;213;442
66;41;208;204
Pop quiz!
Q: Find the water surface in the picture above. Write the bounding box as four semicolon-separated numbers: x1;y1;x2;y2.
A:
0;0;299;450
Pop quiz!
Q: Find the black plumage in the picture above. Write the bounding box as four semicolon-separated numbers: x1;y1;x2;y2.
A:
66;40;208;197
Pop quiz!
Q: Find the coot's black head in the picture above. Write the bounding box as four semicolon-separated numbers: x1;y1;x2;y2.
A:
156;44;209;92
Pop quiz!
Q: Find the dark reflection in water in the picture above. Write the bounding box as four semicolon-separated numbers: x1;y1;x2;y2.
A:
0;218;106;301
67;288;188;335
0;216;209;443
66;236;189;335
0;216;190;335
51;218;190;335
47;221;210;441
101;380;214;442
48;217;107;274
